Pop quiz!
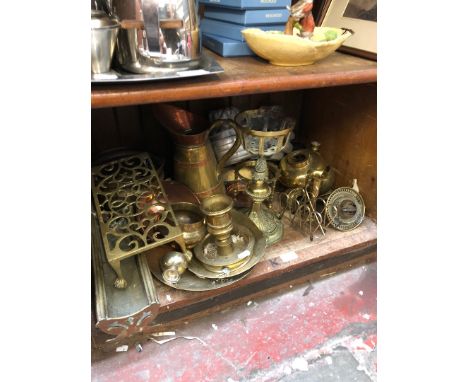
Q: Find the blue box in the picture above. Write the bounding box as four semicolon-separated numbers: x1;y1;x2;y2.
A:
200;0;291;10
202;33;255;56
204;7;289;25
201;18;284;41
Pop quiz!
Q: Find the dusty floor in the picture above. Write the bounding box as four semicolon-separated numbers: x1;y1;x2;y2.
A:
92;262;377;382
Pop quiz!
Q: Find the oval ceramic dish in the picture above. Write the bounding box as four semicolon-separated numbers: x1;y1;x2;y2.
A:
242;27;353;67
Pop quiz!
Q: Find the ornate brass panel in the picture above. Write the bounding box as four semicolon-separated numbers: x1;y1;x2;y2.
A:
91;153;185;288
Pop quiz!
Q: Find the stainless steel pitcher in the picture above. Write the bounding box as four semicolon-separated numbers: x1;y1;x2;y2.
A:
112;0;201;74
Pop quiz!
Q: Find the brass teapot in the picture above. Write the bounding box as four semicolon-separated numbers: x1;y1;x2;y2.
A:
279;141;335;194
153;104;242;200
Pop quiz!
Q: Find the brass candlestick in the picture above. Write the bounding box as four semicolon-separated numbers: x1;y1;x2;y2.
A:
194;194;254;273
201;194;235;257
235;106;295;246
245;157;283;246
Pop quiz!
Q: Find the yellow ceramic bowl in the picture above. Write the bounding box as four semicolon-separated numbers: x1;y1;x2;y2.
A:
242;27;353;66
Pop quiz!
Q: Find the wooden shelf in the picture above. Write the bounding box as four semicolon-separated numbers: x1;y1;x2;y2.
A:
152;218;376;326
91;51;377;109
92;217;376;349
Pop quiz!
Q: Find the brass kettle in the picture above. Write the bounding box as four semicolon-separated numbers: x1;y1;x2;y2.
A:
153;104;242;200
279;141;335;194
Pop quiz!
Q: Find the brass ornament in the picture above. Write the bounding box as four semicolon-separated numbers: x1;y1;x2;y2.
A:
160;250;191;284
325;183;365;231
278;169;334;241
279;141;335;194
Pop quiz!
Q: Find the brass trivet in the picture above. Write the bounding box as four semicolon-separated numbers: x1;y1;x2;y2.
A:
91;153;185;288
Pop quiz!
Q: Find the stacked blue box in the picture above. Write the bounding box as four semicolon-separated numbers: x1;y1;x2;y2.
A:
199;0;291;9
203;7;289;25
200;18;284;42
202;32;255;57
199;0;291;56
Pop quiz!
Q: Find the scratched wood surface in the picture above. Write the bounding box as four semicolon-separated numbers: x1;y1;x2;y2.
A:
148;218;376;317
91;51;377;108
92;217;376;349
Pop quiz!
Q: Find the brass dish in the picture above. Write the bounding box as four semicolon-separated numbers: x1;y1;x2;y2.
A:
172;202;206;249
145;245;251;291
188;209;266;279
235;160;280;183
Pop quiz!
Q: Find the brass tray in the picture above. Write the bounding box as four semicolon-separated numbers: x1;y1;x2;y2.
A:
145;245;251;291
91;153;185;288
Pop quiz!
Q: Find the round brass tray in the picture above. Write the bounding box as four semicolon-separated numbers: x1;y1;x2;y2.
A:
145;245;251;291
188;209;267;279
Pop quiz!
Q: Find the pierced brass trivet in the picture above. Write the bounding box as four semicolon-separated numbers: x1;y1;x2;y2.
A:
91;153;186;288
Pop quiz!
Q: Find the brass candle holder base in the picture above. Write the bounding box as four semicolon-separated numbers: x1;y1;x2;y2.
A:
245;157;284;246
193;224;255;272
188;209;266;279
247;206;283;246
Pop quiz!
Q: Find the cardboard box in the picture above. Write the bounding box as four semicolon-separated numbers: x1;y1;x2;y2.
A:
204;7;289;25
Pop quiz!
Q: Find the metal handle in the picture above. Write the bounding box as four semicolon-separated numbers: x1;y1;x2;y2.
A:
208;119;243;177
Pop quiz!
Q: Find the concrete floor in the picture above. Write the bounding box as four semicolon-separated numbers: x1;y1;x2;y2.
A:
92;262;377;382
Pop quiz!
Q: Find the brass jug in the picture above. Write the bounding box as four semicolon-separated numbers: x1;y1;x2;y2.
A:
153;104;242;200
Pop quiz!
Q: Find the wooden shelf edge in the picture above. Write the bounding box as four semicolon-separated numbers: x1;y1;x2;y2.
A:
91;52;377;108
92;244;376;352
92;69;376;108
155;240;377;325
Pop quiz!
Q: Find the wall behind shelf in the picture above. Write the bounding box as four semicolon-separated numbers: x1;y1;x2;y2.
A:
298;83;377;219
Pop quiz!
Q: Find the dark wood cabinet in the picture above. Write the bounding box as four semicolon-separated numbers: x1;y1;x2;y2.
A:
91;51;377;344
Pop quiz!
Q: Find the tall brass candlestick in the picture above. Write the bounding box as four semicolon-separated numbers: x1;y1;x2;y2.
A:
200;194;235;257
246;157;283;246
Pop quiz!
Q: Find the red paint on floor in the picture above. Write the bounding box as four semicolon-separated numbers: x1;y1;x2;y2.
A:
92;262;377;382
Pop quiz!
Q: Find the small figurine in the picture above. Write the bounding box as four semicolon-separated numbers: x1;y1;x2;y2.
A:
284;0;315;37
